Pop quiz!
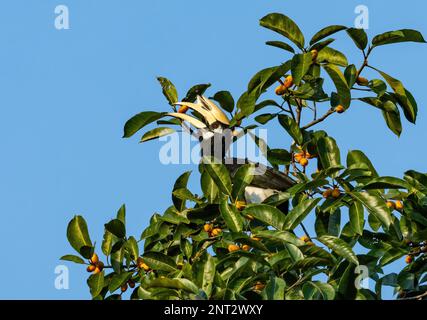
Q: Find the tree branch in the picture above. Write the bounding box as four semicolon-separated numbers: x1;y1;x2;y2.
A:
301;109;335;130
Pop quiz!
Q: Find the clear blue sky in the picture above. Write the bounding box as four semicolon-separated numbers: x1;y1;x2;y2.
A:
0;0;426;299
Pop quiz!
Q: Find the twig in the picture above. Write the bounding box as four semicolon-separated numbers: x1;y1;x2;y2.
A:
301;109;335;130
398;291;427;300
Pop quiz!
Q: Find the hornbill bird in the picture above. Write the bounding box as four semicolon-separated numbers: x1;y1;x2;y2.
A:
167;95;295;211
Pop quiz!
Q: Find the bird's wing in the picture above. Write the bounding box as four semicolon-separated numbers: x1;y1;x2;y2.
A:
167;113;207;129
198;95;230;126
174;101;217;125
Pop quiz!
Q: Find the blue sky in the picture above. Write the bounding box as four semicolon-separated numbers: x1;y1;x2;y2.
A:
0;0;426;299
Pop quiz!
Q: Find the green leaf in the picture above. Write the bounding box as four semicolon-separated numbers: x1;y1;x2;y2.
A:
60;255;86;264
105;219;126;239
236;91;257;118
145;278;199;294
172;188;200;203
285;243;304;262
349;201;364;235
194;254;216;297
255;113;277;125
342;65;356;88
318;235;359;265
323;64;350;108
317;47;348;67
260;13;305;49
361;176;412;190
157;77;178;106
219;198;244;233
172;171;192;211
349;191;393;230
116;204;126;224
264;276;286;300
310;25;347;45
242;204;287;230
283;198;321;230
101;230;114;256
87;272;104;298
140;127;175;142
266;41;295;53
371;67;417;123
202;157;232;197
66;215;93;259
372;29;426;47
291;53;313;85
143;252;178;272
347;150;378;177
317;136;341;173
267;149;292;166
109;272;132;293
303;281;335;300
211;91;235;113
126;236;139;260
248;62;291;94
232;164;255;200
201;171;219;203
346;28;368;50
278;114;303;145
123;111;166;138
183;83;211;102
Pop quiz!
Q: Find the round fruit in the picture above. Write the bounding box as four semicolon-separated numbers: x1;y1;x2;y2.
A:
335;105;345;114
331;188;341;198
228;244;240;253
275;84;287;96
90;253;99;265
395;200;404;210
211;228;222;237
356;76;369;86
299;158;309;167
87;265;96;273
242;245;251;251
128;280;135;289
386;201;395;209
405;255;413;264
294;153;304;162
323;189;332;198
121;284;128;292
283;75;294;89
203;224;213;233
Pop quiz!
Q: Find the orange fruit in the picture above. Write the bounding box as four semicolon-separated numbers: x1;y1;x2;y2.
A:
128;280;135;289
87;264;96;273
254;281;265;291
90;253;99;265
335;105;345;114
395;200;404;210
211;228;222;237
300;235;309;243
242;245;251;251
356;76;369;86
203;224;213;233
323;189;332;198
121;283;128;292
275;84;287;96
228;244;240;253
386;201;395;209
299;158;309;167
283;75;294;89
405;255;413;264
331;188;341;198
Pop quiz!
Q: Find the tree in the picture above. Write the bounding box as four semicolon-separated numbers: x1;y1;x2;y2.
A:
62;12;427;300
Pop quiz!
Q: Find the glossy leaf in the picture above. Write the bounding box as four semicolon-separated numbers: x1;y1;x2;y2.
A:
140;127;175;142
67;215;93;258
310;25;347;45
318;235;359;265
260;13;305;49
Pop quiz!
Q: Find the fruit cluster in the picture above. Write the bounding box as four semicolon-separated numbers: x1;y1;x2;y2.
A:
294;150;316;167
204;223;222;237
322;187;342;199
228;243;251;252
404;239;427;264
386;200;404;211
137;257;151;272
86;253;104;274
120;279;136;293
275;76;294;95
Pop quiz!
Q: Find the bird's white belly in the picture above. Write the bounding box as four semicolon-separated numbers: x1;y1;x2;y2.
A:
244;186;277;204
